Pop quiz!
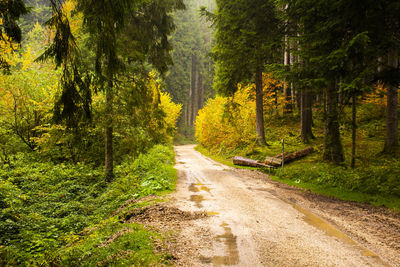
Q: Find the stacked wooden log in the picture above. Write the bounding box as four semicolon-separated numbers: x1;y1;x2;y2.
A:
263;146;314;167
232;156;275;168
233;146;314;168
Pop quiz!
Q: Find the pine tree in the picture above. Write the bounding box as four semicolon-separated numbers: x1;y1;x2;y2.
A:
212;0;282;145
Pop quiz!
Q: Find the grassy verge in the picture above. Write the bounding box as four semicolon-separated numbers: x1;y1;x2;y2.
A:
0;144;177;266
195;144;400;213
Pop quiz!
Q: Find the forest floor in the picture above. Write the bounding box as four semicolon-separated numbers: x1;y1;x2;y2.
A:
133;144;400;266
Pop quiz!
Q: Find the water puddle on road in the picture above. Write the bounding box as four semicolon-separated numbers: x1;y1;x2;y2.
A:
290;202;390;265
189;183;200;192
188;183;211;193
200;222;239;266
190;195;205;208
206;211;220;216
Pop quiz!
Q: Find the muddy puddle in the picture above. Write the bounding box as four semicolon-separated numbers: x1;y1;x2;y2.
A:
190;195;205;208
200;222;239;266
290;202;390;266
189;183;211;193
206;211;220;216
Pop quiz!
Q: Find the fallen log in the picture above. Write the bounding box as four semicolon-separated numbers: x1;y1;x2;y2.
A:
233;156;275;168
263;156;282;167
264;146;314;166
274;152;290;159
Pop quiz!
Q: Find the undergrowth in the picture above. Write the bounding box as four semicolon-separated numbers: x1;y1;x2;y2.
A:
0;144;176;266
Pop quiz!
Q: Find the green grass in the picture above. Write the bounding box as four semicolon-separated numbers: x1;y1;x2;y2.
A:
59;210;171;266
0;144;177;266
272;170;400;212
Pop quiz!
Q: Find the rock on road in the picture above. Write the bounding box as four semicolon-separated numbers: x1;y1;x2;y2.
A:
171;145;396;267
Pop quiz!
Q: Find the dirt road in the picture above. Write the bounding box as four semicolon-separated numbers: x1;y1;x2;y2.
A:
168;145;399;267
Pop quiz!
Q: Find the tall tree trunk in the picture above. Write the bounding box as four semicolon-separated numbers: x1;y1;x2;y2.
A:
323;82;344;164
255;66;266;145
283;36;293;114
105;82;114;181
188;54;194;128
289;40;297;110
351;93;357;168
301;87;314;143
192;55;199;126
383;48;399;154
198;74;204;111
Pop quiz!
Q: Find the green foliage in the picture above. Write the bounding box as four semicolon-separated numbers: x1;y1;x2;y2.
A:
277;161;400;197
164;0;215;134
212;0;282;95
60;220;170;266
0;145;176;265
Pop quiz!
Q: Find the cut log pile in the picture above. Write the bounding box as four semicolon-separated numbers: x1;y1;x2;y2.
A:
232;156;275;168
264;146;314;167
233;146;314;168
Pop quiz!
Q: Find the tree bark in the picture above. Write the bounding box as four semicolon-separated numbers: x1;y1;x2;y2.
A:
283;36;293;114
188;54;194;128
198;74;204;111
192;54;199;127
383;48;399;154
323;82;344;164
105;83;114;181
351;93;356;168
255;66;266;145
301;87;314;143
265;146;314;166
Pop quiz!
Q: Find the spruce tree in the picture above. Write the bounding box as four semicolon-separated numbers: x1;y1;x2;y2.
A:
212;0;282;145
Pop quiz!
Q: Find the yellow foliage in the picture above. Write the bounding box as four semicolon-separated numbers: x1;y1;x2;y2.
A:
45;0;83;45
362;85;387;107
62;0;83;38
160;91;182;141
195;73;285;152
195;84;256;151
0;19;20;67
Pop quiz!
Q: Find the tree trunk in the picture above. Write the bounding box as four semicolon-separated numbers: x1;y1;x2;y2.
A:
188;55;194;128
192;54;200;126
290;40;296;110
383;48;399;154
323;82;344;164
105;83;114;181
255;66;266;145
283;36;293;114
351;93;356;168
264;146;314;166
301;87;314;143
198;74;204;111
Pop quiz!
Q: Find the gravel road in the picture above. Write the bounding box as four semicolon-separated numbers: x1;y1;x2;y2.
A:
169;145;399;267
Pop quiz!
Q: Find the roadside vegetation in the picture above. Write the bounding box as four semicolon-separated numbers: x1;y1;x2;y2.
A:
0;145;176;266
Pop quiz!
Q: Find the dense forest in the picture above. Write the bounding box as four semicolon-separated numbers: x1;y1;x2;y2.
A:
1;0;400;265
164;0;215;137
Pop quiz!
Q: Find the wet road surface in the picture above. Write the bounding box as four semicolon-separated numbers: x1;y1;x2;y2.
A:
173;145;391;267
